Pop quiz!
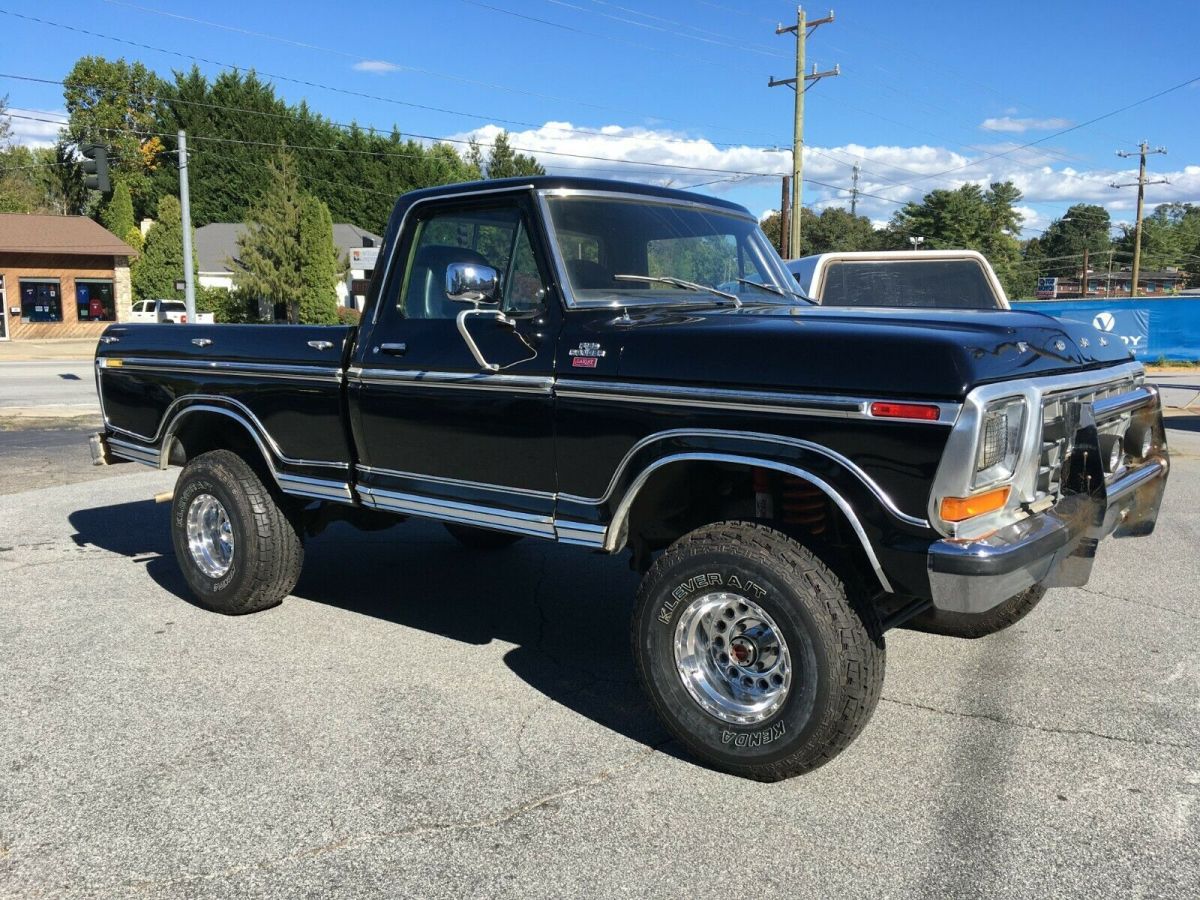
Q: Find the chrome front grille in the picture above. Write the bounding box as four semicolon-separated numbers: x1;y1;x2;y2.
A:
1037;375;1139;503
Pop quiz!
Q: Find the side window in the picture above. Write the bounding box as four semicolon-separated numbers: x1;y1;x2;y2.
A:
397;205;524;320
503;221;547;313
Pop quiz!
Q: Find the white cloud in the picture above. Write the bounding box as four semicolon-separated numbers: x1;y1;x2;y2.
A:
353;59;400;74
5;108;65;148
980;116;1073;133
446;121;1200;238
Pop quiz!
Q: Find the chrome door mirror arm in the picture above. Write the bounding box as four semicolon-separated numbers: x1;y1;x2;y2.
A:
456;308;516;372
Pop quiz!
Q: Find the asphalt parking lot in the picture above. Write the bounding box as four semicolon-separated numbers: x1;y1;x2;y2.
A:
1;398;1197;898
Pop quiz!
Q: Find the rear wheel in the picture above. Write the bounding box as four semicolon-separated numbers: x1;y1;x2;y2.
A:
170;450;303;615
632;521;885;781
444;523;523;550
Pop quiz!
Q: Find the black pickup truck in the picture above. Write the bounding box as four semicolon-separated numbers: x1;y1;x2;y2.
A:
92;176;1169;780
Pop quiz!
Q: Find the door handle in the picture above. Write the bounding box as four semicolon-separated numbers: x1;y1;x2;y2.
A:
379;342;407;356
307;340;334;351
191;338;212;347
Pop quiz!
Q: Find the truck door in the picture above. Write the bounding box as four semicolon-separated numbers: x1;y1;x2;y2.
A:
349;190;561;536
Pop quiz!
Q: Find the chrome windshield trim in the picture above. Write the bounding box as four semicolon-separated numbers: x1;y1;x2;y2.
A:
536;190;794;310
557;427;930;528
554;379;959;424
104;394;350;471
99;357;343;383
356;464;556;500
350;367;553;395
602;451;894;593
536;188;758;222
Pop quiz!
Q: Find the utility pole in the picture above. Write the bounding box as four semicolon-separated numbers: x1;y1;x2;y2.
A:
849;162;861;216
1081;247;1088;298
1112;141;1167;298
178;129;197;323
769;8;839;259
779;175;792;258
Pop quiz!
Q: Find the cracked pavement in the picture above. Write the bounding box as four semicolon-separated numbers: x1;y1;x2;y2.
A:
1;424;1198;898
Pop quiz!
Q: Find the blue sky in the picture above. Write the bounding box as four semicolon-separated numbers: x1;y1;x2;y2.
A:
3;0;1198;237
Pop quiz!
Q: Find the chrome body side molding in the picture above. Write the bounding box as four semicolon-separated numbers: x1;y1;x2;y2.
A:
555;380;960;425
99;392;350;471
557;427;930;529
349;368;553;395
98;356;343;383
601;451;894;594
358;486;556;538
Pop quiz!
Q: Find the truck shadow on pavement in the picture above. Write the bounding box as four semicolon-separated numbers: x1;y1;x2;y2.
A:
69;501;678;758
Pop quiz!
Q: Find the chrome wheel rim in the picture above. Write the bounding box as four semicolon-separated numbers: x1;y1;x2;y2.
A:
673;591;792;725
186;493;234;579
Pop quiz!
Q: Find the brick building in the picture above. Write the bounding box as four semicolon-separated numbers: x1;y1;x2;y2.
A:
0;213;135;342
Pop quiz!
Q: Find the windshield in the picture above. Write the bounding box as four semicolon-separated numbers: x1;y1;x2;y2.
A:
544;195;797;307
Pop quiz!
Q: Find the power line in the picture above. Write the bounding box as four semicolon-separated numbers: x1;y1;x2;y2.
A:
541;0;786;57
100;0;783;144
873;74;1200;196
5;111;791;179
0;8;785;152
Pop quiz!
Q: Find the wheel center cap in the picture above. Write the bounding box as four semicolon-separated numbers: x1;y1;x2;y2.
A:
729;636;758;667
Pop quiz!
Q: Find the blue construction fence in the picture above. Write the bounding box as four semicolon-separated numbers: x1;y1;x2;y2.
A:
1014;297;1200;362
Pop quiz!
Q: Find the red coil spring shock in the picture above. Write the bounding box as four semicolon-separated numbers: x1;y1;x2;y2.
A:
779;476;827;535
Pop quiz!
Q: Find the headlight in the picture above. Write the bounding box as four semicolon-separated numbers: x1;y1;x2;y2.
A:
973;398;1026;488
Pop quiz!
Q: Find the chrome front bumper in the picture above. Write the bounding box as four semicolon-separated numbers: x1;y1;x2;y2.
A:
927;393;1169;615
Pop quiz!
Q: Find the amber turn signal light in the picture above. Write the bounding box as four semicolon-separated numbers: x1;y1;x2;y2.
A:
941;486;1011;522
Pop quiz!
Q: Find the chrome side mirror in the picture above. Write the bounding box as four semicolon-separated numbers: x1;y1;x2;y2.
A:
446;262;500;306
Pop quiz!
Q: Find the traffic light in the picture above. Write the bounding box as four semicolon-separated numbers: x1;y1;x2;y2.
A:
80;144;110;193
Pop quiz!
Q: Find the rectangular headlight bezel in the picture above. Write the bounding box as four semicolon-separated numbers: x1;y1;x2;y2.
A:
972;397;1027;490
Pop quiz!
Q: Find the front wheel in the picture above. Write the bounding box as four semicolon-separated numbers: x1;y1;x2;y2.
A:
632;521;885;781
170;450;304;615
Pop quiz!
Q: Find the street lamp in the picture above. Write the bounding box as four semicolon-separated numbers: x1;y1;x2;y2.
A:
908;236;924;250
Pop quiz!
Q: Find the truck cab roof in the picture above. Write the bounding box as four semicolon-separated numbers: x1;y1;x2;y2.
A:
392;175;753;217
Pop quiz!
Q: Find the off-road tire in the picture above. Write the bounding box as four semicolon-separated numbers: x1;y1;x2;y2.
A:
444;523;523;550
632;521;885;781
905;585;1046;639
170;450;304;615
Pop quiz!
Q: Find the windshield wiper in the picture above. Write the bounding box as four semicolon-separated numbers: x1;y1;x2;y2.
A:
613;274;742;308
735;278;817;305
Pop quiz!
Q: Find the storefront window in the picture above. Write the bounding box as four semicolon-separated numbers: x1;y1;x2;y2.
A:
76;280;116;322
20;280;62;323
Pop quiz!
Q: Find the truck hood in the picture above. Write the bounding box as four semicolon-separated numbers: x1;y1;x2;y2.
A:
605;305;1134;400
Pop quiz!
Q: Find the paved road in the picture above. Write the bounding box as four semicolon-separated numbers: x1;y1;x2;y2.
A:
0;361;98;412
1;430;1197;897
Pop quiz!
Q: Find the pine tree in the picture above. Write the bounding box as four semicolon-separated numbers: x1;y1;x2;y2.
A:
483;131;545;179
131;194;194;300
234;153;305;322
298;194;341;325
101;181;135;241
